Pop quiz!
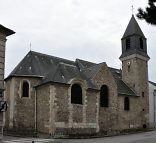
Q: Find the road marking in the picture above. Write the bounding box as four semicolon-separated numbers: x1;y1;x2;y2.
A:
3;138;54;143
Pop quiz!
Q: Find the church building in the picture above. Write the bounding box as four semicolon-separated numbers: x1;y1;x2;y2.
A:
4;15;150;136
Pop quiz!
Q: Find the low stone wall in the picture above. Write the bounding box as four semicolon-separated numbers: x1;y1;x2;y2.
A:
4;127;36;137
54;127;97;136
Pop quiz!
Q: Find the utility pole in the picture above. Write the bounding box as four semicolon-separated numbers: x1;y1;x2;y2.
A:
0;25;15;139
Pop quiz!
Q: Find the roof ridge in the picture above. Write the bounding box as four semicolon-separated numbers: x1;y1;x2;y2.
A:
30;50;75;64
82;62;107;71
76;58;96;64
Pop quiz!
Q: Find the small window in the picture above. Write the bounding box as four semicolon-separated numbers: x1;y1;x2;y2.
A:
140;38;143;49
142;92;144;97
100;85;109;107
128;65;130;72
126;38;130;50
22;81;29;97
71;84;82;104
124;97;130;111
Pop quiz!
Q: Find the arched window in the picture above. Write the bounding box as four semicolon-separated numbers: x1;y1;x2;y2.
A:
22;81;29;97
100;85;109;107
126;38;130;50
140;38;143;49
71;84;82;104
124;97;130;111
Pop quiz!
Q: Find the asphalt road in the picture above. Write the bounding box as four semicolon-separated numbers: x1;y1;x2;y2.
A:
1;130;156;143
59;130;156;143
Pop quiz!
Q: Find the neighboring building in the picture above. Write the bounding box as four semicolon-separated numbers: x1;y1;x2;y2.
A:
4;15;150;136
0;25;15;136
148;81;156;128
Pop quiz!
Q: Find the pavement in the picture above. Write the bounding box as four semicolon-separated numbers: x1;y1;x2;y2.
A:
1;130;156;143
0;137;58;143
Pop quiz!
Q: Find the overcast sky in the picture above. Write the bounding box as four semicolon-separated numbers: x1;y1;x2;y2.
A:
0;0;156;82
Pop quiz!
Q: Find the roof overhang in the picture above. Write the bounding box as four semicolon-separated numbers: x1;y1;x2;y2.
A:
0;24;15;36
4;75;43;81
120;53;150;61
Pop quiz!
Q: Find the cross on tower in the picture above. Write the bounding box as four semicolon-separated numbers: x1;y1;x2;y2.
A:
30;42;32;51
131;5;134;14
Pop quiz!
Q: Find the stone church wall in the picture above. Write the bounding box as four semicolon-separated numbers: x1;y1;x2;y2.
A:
4;77;40;134
53;82;98;135
54;84;69;123
34;82;97;135
93;63;118;133
122;58;149;127
117;96;142;130
4;62;149;136
86;89;97;123
37;84;51;134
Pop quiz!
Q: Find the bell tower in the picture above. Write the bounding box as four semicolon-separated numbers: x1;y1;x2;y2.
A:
120;15;150;127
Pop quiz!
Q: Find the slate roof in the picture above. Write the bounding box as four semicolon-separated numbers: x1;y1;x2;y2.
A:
7;51;136;96
122;15;145;39
0;24;15;36
9;51;75;78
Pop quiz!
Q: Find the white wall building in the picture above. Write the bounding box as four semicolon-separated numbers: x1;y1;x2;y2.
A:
149;81;156;128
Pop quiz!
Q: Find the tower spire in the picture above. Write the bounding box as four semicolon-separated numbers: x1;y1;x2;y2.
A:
120;15;149;60
122;15;145;39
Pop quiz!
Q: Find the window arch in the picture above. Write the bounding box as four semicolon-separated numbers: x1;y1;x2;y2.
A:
22;81;29;97
100;85;109;107
71;84;82;104
124;97;130;111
